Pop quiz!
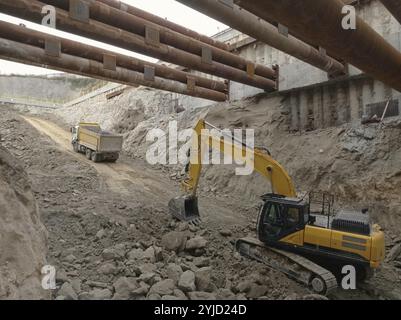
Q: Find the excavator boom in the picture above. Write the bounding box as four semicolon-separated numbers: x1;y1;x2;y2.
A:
168;119;296;222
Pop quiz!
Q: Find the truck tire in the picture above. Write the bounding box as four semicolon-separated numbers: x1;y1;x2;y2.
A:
91;152;101;163
73;142;79;153
86;149;92;160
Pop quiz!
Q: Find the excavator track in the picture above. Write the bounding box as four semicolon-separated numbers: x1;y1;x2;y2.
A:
236;237;338;295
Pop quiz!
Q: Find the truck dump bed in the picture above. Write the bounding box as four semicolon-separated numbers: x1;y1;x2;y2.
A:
79;125;123;153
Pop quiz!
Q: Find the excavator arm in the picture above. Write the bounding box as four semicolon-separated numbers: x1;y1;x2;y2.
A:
169;119;296;222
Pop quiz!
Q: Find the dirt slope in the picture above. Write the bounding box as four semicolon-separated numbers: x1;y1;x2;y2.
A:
0;144;48;299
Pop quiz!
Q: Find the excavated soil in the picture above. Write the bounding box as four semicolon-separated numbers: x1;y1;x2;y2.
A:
1;83;401;300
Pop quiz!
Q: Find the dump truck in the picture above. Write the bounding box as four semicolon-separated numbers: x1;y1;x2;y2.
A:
71;122;123;162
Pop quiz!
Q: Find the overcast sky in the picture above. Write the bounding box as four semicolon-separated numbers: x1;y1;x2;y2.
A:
0;0;227;75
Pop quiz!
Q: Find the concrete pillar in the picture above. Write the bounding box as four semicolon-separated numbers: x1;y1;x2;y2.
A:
322;85;332;128
299;90;309;131
313;87;323;129
349;81;361;122
361;79;373;116
290;91;300;131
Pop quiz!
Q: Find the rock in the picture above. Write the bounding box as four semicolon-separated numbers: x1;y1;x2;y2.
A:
55;296;65;300
136;263;157;275
246;284;268;299
56;269;69;284
87;288;113;300
236;280;252;293
216;289;236;300
188;292;216;300
96;229;106;240
142;247;156;263
166;263;183;285
71;279;82;293
148;294;162;300
284;293;299;300
387;243;401;262
219;229;232;237
154;246;164;262
178;271;196;292
64;254;77;263
195;267;214;292
132;283;150;297
98;262;117;275
127;248;145;260
149;279;175;296
139;272;156;284
186;236;207;250
102;245;125;261
194;257;210;268
161;231;188;252
113;277;139;300
173;289;187;300
58;283;78;300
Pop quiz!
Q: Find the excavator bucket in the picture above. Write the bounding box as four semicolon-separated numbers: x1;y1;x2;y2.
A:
168;195;200;223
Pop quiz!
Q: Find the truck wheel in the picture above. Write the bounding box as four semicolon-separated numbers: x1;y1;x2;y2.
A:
91;152;100;163
86;149;92;160
73;143;79;153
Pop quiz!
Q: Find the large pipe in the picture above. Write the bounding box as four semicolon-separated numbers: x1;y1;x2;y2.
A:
176;0;346;77
40;0;276;80
98;0;230;51
380;0;401;25
0;21;228;93
0;0;276;91
0;37;227;101
235;0;401;92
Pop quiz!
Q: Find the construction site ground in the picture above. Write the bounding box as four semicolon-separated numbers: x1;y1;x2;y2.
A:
1;106;400;300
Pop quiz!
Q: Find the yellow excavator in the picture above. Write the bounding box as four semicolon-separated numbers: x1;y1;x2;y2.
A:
168;119;385;295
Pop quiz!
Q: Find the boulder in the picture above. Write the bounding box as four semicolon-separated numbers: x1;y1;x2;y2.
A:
166;263;183;285
112;277;139;300
58;283;78;300
178;271;196;292
186;236;207;251
161;231;188;252
149;279;175;296
188;292;216;300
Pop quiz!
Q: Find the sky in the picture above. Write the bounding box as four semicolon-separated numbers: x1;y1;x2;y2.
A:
0;0;227;75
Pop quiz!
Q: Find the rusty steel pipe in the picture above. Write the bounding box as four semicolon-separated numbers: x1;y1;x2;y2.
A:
98;0;230;51
380;0;401;25
0;37;227;101
40;0;276;80
176;0;346;77
0;20;228;93
235;0;401;92
0;0;276;91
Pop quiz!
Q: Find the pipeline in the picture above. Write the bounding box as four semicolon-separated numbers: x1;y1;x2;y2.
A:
0;37;228;101
235;0;401;92
0;0;276;91
176;0;346;77
39;0;276;80
0;21;228;93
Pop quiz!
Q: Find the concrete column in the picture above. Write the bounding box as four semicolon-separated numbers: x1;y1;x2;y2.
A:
349;81;361;122
313;87;323;129
299;90;309;131
361;79;373;116
290;91;300;131
322;85;332;128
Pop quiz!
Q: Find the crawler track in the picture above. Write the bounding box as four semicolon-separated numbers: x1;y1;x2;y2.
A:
236;237;338;295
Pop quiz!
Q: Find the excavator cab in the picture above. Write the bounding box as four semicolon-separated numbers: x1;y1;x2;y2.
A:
257;194;310;244
168;195;200;223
